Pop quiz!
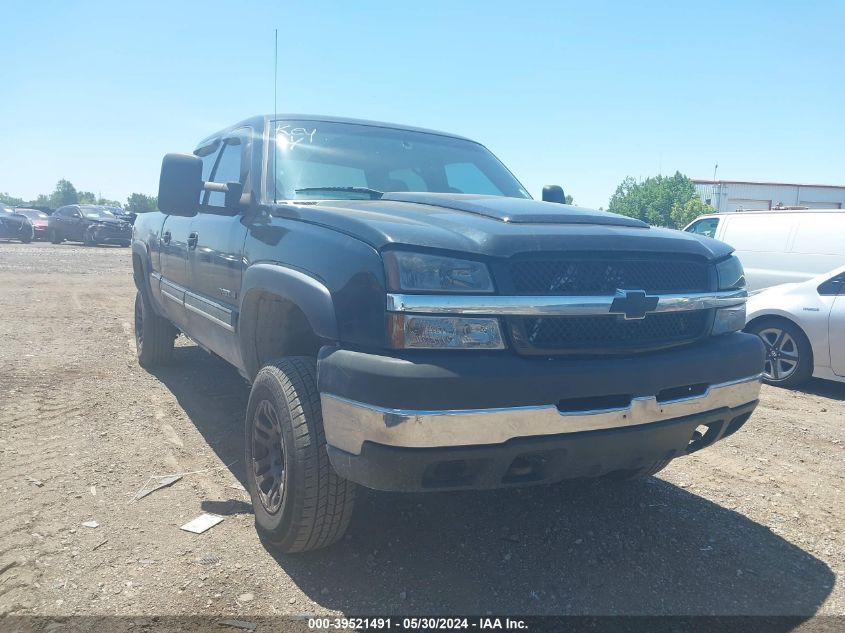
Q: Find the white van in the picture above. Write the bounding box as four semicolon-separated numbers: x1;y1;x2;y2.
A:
684;210;845;290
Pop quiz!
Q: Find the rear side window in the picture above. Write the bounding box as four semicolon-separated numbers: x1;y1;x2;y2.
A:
721;214;794;252
686;218;719;238
283;161;367;191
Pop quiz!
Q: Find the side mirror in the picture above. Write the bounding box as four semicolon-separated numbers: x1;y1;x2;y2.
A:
158;153;202;217
542;185;566;204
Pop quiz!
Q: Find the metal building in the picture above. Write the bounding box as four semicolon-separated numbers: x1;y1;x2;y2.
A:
694;179;845;213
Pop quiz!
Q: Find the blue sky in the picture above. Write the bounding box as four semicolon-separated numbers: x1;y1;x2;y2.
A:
1;0;843;209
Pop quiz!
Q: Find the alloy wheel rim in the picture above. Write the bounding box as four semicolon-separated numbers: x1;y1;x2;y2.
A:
251;399;286;514
758;327;799;381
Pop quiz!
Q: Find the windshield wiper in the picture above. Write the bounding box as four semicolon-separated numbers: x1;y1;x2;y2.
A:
294;186;384;198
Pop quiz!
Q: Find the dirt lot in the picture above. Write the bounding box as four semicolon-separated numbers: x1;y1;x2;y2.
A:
1;242;843;618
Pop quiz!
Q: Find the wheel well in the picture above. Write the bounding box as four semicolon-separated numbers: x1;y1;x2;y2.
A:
745;314;800;334
745;314;813;360
132;254;148;296
240;291;323;379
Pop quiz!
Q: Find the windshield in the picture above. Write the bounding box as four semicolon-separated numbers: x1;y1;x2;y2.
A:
17;209;48;219
270;120;531;201
81;208;115;220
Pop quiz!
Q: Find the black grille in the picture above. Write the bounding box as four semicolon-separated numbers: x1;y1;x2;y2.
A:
516;311;710;352
510;258;709;295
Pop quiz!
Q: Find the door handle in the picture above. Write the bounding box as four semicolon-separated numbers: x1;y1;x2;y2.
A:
162;231;171;244
187;232;198;250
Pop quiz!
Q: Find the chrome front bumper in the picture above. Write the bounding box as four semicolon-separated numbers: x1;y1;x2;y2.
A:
320;373;762;455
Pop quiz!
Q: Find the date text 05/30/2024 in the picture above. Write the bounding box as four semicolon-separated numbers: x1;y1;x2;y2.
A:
307;617;528;630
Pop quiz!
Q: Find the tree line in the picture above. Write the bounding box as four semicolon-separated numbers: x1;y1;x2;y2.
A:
0;179;158;215
606;172;713;229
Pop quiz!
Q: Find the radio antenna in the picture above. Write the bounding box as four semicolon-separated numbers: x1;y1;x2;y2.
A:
273;28;278;203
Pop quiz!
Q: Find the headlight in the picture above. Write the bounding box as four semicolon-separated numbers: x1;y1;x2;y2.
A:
713;256;747;335
389;314;504;349
712;303;746;335
384;251;494;293
716;255;746;290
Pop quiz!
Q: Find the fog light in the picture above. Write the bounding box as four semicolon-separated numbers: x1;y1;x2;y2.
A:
712;304;746;335
389;314;505;349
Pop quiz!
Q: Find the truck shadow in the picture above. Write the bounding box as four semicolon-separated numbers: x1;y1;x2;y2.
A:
794;378;845;401
150;345;835;618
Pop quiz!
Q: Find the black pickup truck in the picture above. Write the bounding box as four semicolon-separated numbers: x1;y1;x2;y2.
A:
132;115;764;552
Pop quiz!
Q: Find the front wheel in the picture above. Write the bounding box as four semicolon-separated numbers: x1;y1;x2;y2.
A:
245;357;356;553
746;318;813;388
50;229;63;244
134;290;175;367
83;230;97;247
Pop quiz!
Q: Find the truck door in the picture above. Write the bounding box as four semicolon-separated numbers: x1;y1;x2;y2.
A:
157;139;223;328
158;214;193;328
185;132;250;366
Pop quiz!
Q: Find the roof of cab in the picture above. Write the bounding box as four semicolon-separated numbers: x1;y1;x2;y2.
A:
195;114;474;150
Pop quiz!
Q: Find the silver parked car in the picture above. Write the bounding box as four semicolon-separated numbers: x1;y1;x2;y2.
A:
745;265;845;387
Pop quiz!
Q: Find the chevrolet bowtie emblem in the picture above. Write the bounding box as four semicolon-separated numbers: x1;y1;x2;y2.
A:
609;289;659;320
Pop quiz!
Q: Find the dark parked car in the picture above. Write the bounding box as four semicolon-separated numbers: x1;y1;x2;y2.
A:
0;204;33;243
15;208;51;240
49;204;131;246
133;114;764;552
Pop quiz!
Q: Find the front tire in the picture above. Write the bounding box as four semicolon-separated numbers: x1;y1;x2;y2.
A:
83;229;97;247
746;318;813;388
245;357;356;553
134;290;175;367
50;229;63;244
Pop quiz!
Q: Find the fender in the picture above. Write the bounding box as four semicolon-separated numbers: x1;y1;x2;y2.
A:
131;240;167;316
238;262;339;377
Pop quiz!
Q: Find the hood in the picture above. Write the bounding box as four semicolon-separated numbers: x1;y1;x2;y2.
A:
271;194;734;261
380;193;647;227
90;217;127;226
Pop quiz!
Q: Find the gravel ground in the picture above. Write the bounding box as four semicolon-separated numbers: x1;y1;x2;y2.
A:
1;242;843;618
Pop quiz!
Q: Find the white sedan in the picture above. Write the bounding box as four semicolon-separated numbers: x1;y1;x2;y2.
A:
745;265;845;387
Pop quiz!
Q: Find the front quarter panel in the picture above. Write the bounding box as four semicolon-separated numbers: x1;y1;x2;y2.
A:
242;209;387;349
132;211;169;313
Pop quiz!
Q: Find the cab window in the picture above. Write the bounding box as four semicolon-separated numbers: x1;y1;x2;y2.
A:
206;131;249;208
686;217;719;238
